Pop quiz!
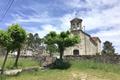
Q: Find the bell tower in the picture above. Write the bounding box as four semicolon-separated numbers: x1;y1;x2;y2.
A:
70;18;83;31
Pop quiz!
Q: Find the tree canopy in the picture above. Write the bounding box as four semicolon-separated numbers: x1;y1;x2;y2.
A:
0;30;11;50
44;31;80;60
8;24;26;49
26;33;41;52
102;41;115;55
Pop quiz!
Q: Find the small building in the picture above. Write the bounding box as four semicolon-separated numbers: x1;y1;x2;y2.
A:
64;18;101;56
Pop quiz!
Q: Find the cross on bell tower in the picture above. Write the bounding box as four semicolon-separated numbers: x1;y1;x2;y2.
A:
70;18;83;31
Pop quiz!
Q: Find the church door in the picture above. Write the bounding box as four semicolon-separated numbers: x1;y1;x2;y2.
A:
73;49;79;56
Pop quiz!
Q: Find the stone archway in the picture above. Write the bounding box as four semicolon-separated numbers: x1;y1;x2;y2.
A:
73;49;79;56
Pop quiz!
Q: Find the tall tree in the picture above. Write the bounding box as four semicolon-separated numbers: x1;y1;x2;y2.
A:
0;30;12;74
102;41;115;55
26;33;41;52
26;33;34;50
44;31;80;60
8;24;27;67
33;33;41;49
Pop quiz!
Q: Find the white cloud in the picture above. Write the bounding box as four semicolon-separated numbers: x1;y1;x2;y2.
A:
3;0;120;53
25;24;61;38
91;27;120;53
61;0;120;53
59;12;76;31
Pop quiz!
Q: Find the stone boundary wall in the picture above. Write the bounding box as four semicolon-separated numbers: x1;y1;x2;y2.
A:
64;55;120;64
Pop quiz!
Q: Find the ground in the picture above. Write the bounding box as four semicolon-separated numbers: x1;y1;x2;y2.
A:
0;58;119;80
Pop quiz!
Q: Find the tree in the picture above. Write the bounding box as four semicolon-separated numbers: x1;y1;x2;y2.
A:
26;33;34;50
33;33;41;49
46;44;58;56
102;41;115;55
26;33;41;52
0;30;12;74
44;31;80;60
8;24;27;67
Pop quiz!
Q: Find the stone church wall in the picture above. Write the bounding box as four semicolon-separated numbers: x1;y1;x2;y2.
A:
64;31;99;56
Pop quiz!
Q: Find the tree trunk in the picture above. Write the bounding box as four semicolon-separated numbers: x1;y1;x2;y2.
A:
59;48;64;60
58;45;64;60
14;48;21;68
1;50;9;74
50;52;52;57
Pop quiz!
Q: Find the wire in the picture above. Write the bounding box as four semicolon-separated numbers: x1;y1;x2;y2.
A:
0;0;12;17
0;0;15;22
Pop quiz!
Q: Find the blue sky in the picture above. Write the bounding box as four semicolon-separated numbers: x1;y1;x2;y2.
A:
0;0;120;53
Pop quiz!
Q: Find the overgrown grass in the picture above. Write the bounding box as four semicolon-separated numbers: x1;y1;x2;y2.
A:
71;60;120;74
5;59;120;80
0;56;40;69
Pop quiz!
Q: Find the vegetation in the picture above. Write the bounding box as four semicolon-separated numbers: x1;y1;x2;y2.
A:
8;24;27;67
0;24;27;74
46;44;58;56
102;41;115;55
0;57;40;69
44;31;80;60
51;59;71;69
26;33;41;52
5;60;120;80
0;30;12;74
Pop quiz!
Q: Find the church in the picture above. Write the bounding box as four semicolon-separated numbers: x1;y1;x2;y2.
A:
64;18;101;56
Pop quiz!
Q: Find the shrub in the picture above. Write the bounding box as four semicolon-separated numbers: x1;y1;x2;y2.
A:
50;59;71;69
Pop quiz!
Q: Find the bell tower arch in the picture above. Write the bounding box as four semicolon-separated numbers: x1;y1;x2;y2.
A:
70;18;83;31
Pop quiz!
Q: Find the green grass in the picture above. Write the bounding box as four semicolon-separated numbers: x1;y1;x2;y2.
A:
71;60;120;74
0;56;40;69
4;60;120;80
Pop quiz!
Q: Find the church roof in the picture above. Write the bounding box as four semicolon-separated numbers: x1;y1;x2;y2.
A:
70;18;82;23
91;37;101;43
71;30;100;46
79;30;101;45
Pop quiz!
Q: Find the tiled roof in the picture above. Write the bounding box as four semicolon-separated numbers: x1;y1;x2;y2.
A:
71;30;101;46
91;37;101;43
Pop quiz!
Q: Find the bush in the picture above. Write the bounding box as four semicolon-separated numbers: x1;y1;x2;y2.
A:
50;59;71;69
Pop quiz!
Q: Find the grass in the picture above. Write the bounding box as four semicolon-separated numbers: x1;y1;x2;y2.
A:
4;60;120;80
0;56;40;69
71;60;120;74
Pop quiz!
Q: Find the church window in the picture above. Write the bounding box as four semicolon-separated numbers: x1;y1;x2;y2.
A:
77;23;79;27
72;24;75;28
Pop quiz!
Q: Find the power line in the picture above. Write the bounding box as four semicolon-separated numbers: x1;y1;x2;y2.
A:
0;0;15;22
0;0;12;17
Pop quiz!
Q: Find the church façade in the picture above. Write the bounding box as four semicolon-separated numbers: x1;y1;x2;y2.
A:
64;18;101;56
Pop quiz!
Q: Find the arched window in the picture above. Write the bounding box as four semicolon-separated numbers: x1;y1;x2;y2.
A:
77;23;79;27
73;49;79;56
72;23;75;28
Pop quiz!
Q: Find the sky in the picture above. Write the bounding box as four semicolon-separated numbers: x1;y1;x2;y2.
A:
0;0;120;53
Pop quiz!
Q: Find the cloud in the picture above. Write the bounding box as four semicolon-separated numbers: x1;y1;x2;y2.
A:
60;0;120;53
24;24;61;38
91;27;120;53
1;0;120;53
